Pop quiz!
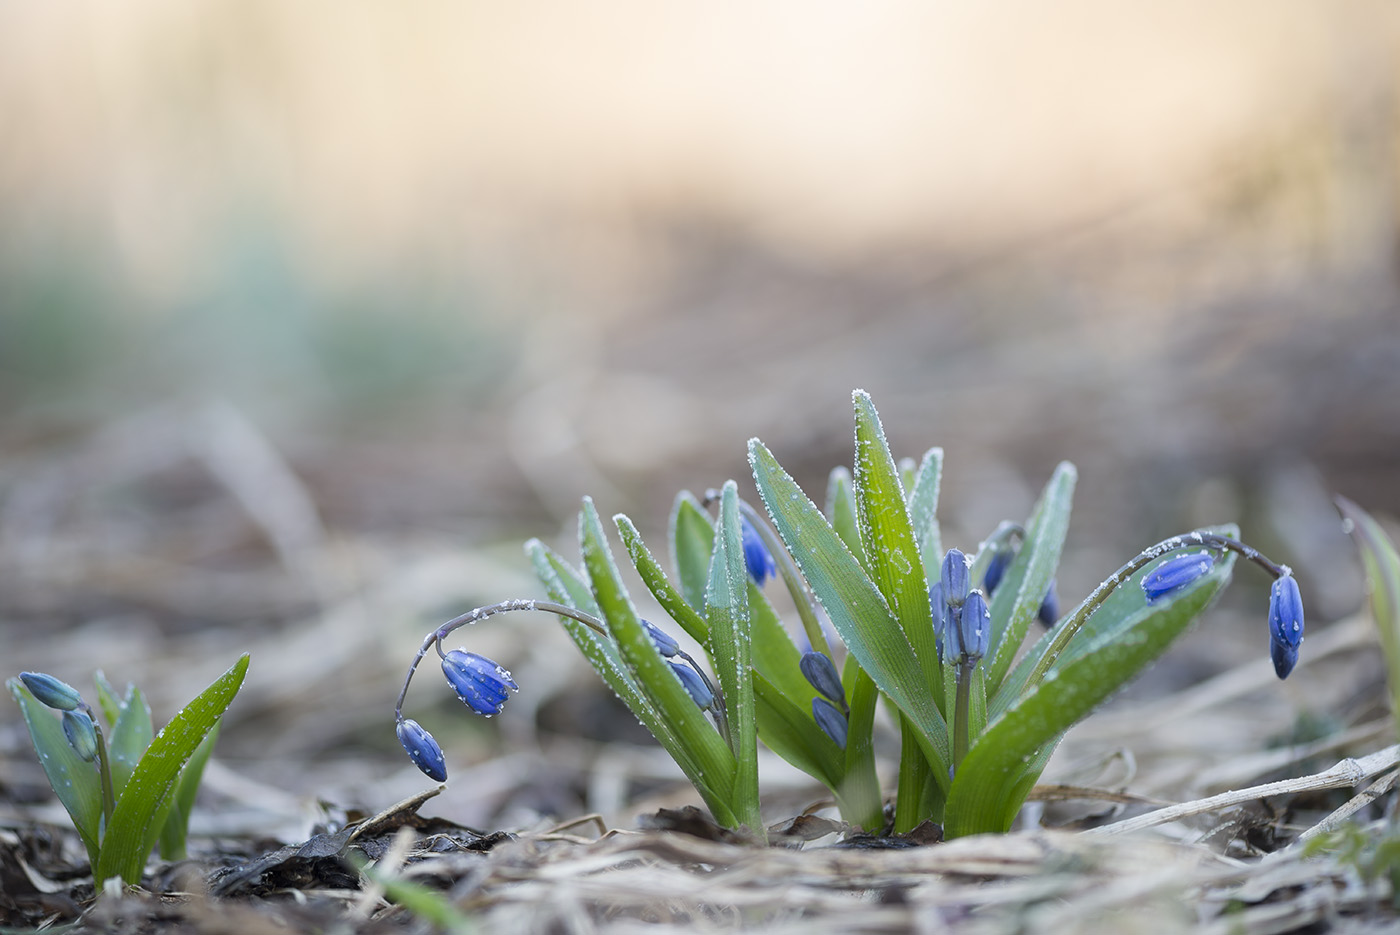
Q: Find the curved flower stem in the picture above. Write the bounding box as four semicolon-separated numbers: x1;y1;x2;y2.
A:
1019;531;1289;696
83;705;116;824
952;659;976;776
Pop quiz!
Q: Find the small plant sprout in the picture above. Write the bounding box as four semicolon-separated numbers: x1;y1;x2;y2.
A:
396;390;1306;839
8;655;249;885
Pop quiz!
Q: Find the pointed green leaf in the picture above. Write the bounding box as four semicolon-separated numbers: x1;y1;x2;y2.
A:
671;492;715;613
94;653;248;884
105;686;154;798
8;680;104;865
617;514;711;645
750;438;950;782
825;467;867;565
840;659;883;831
1336;496;1400;731
984;462;1076;694
158;724;219;860
706;482;760;831
851;391;939;692
93;671;125;726
753;673;842;789
527;539;700;780
906;447;944;576
946;553;1232;837
578;498;737;816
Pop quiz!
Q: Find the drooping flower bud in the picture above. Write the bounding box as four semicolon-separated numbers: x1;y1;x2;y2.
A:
669;661;714;709
741;517;777;586
799;651;846;708
1037;579;1060;628
396;718;448;782
19;672;83;711
641;618;680;658
441;650;519;717
1141;551;1215;602
812;696;849;750
983;548;1013;596
1268;574;1304;679
62;710;98;761
941;549;971;609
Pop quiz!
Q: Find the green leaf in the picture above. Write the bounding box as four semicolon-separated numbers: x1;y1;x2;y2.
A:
94;671;125;726
749;438;950;783
983;462;1077;695
1336;496;1400;732
526;538;698;778
905;447;944;577
616;514;711;645
8;680;104;865
851;391;940;694
945;553;1233;837
158;724;219;860
753;673;842;789
577;498;738;822
825;467;867;565
671;492;716;613
94;653;249;884
105;686;154;798
705;481;761;833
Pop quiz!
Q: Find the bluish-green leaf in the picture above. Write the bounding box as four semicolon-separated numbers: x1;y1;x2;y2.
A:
8;680;104;865
106;686;153;798
750;438;950;783
825;467;866;565
616;515;711;645
94;653;249;884
945;553;1232;837
158;724;219;860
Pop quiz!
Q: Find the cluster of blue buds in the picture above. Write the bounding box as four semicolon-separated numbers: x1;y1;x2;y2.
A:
934;549;991;664
1138;541;1304;680
643;618;716;709
800;650;849;749
19;672;100;763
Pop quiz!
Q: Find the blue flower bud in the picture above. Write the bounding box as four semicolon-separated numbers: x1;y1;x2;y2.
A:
1141;551;1215;602
641;618;679;657
1037;579;1060;628
1270;637;1299;681
1268;575;1304;650
669;661;714;709
799;651;846;707
1268;574;1304;680
983;548;1013;596
441;650;519;717
946;587;991;660
741;517;777;586
19;672;83;711
812;696;848;750
396;718;447;782
928;581;947;659
941;549;971;608
62;710;98;761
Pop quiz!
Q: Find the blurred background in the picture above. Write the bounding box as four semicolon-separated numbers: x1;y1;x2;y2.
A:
3;1;1400;836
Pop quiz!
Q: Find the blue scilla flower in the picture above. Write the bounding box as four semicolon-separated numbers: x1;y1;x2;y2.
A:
812;696;849;750
669;661;715;709
19;672;83;711
441;650;519;717
641;618;680;657
1268;574;1304;679
1141;551;1215;602
741;517;778;586
396;718;448;782
947;590;991;663
799;651;846;709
